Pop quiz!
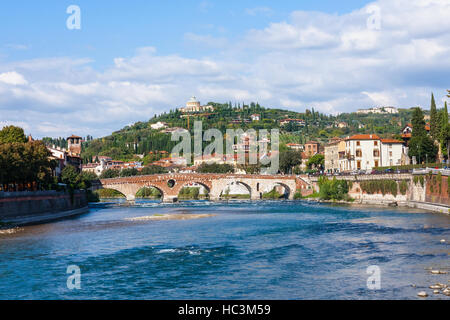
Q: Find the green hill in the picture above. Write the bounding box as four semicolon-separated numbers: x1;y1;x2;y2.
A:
79;102;417;163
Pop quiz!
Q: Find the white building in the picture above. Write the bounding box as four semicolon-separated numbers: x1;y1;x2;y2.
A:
380;139;405;167
357;106;398;114
339;134;405;171
150;122;168;130
250;114;261;121
179;96;214;113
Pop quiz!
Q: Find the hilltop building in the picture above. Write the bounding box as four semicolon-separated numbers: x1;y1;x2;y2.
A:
357;106;398;114
150;122;168;130
179;97;214;113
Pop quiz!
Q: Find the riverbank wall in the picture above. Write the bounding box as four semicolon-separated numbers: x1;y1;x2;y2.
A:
307;172;449;215
0;190;88;226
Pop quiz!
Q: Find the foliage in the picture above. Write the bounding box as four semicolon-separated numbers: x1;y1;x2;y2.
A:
0;126;27;144
61;165;95;190
307;154;324;169
262;187;283;199
136;187;161;198
359;180;399;197
197;163;234;173
120;168;139;177
178;187;201;199
99;169;121;179
95;189;125;198
140;165;168;175
413;175;425;187
293;190;303;199
0;139;55;189
408;107;438;163
279;150;302;174
430;93;438;139
318;176;349;201
399;181;408;195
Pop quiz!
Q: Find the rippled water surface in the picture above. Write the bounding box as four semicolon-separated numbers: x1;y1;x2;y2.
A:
0;200;449;300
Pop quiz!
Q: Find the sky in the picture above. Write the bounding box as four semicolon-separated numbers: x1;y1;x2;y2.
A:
0;0;449;138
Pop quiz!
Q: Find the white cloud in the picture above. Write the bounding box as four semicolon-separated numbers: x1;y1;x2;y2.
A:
1;0;450;138
0;71;28;85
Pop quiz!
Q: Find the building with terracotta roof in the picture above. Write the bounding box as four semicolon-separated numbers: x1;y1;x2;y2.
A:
324;138;345;173
336;134;406;171
304;141;320;157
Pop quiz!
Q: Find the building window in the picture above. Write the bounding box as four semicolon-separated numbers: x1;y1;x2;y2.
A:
375;160;379;167
356;141;360;146
373;150;380;157
389;151;393;157
374;141;378;146
356;149;362;157
357;161;361;169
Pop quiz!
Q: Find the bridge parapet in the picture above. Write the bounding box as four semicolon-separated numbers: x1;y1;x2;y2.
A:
308;173;413;183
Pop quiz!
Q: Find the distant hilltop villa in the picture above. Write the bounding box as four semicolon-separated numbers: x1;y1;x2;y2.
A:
178;96;214;113
357;106;398;114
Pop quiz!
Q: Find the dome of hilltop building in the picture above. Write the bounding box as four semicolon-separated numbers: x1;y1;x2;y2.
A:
186;96;201;111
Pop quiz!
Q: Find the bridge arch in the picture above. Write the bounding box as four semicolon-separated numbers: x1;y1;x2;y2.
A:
177;181;211;200
135;185;163;200
95;188;126;199
219;181;252;200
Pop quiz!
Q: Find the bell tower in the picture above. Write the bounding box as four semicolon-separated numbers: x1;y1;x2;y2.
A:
67;135;82;156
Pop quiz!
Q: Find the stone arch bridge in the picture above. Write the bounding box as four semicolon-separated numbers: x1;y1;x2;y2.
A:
94;173;308;202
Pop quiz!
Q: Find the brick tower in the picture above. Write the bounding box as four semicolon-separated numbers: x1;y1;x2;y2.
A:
67;135;82;156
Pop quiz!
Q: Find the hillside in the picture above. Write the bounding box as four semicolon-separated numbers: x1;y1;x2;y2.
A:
79;102;417;163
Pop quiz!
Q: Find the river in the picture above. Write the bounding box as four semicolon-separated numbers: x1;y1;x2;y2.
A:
0;200;449;300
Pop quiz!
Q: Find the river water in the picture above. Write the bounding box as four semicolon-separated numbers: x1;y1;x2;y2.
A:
0;200;449;300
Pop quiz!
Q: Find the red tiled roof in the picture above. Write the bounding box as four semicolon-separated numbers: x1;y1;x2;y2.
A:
346;134;381;140
381;139;403;144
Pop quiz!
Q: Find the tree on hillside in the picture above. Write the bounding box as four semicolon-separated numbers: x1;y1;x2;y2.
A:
279;150;302;174
0;126;27;144
408;107;438;163
307;154;325;169
439;102;450;158
430;93;438;139
197;163;234;174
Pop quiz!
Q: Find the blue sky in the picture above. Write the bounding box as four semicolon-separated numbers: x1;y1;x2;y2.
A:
0;0;449;138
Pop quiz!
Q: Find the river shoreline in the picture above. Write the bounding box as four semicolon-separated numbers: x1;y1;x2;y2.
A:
0;206;89;228
306;198;450;215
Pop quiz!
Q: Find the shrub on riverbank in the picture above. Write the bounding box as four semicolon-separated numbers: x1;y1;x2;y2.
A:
318;177;350;201
262;187;283;199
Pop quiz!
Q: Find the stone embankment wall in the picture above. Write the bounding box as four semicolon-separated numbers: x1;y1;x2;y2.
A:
425;174;449;206
309;172;449;213
348;181;408;204
0;190;88;224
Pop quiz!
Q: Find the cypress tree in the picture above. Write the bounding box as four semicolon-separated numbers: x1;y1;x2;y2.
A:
430;93;438;138
408;107;438;163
